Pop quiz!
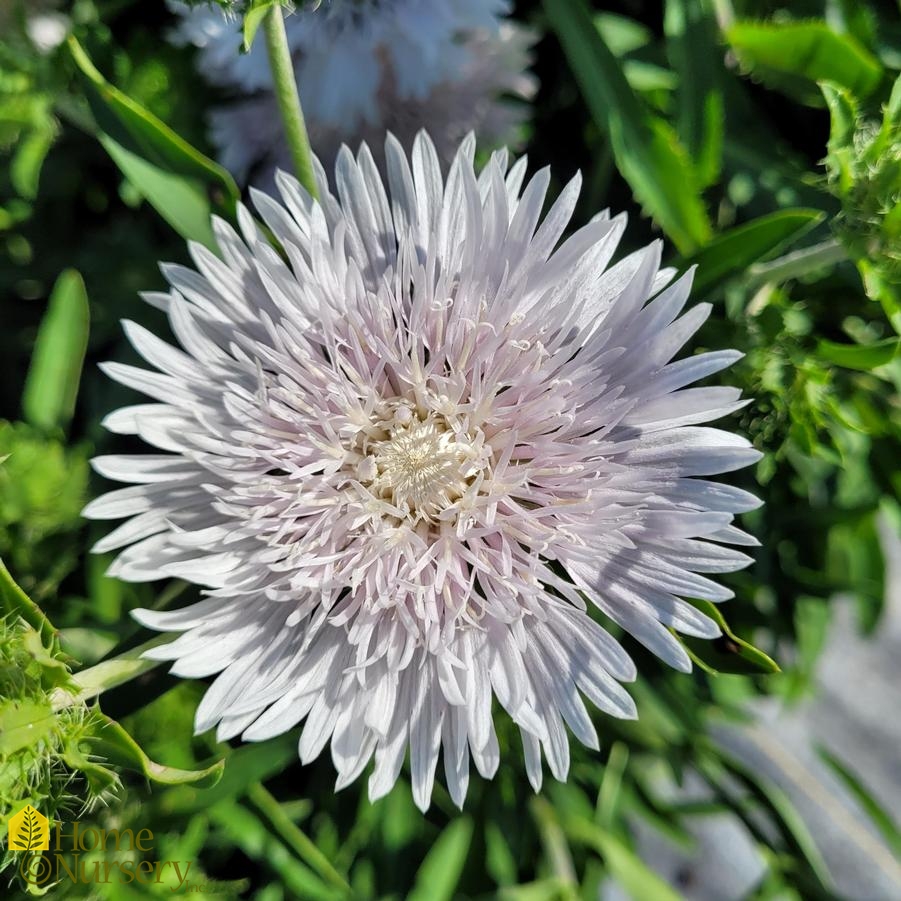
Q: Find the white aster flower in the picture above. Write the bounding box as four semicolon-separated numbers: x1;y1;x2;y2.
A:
169;0;536;182
85;133;762;811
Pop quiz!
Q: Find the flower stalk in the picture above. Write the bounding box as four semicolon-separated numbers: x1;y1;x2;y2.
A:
50;634;173;711
262;2;318;199
747;238;848;287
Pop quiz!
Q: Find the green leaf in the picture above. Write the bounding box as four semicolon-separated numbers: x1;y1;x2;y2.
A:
665;0;725;187
164;733;299;815
726;21;883;100
0;558;60;653
209;801;340;901
597;742;629;828
55;634;172;707
101;137;222;249
0;697;56;756
67;36;239;248
244;0;277;52
821;82;858;194
826;511;886;628
817;337;900;370
485;821;519;887
499;880;571;901
565;819;683;901
594;13;652;56
22;269;90;432
247;782;352;894
407;817;473;901
546;0;712;253
58;627;119;664
622;61;679;94
85;711;224;787
783;596;831;700
678;209;823;296
817;746;901;856
680;601;781;675
11;124;55;200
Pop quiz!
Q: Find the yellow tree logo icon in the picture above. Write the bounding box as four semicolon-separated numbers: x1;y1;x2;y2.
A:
7;805;50;851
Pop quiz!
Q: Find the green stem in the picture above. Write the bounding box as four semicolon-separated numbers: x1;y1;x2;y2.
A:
247;782;351;893
529;796;580;900
262;3;318;199
51;634;172;711
748;237;848;287
596;741;630;827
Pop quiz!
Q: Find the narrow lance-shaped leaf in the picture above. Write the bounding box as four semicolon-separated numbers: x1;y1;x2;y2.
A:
664;0;724;187
244;0;278;52
677;208;823;296
67;36;239;249
22;269;90;432
545;0;712;253
564;818;683;901
81;710;224;788
102;140;224;250
11;121;56;200
51;634;173;709
726;21;883;100
407;817;474;901
817;337;900;371
678;600;781;675
821;81;858;194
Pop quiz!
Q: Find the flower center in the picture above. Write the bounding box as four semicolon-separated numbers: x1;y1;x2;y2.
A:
360;412;485;520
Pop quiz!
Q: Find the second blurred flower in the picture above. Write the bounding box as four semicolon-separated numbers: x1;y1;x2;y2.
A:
170;0;537;184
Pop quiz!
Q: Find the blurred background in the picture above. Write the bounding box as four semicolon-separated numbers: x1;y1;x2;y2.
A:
1;0;900;898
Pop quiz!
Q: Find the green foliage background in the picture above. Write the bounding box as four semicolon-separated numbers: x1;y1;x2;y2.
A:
1;0;900;898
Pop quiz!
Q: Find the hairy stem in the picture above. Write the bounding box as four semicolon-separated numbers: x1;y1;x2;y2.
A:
262;3;318;199
748;237;848;287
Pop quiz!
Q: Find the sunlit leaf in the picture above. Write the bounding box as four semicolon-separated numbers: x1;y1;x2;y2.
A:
485;821;519;887
546;0;712;253
67;36;239;248
58;634;173;707
100;137;221;248
83;710;224;787
0;697;56;756
821;81;858;194
817;337;900;370
679;209;823;295
679;601;780;675
11;123;55;200
407;817;473;901
22;269;90;432
594;13;652;56
0;558;60;653
499;879;571;901
244;0;277;52
726;20;883;100
665;0;724;187
565;818;683;901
